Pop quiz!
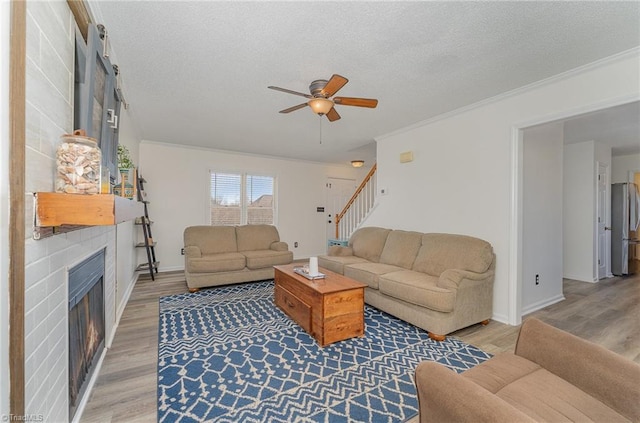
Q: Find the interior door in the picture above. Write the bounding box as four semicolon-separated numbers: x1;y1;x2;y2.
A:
597;162;608;279
325;178;356;242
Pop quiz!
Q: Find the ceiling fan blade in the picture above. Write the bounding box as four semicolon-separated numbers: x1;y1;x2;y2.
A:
320;74;349;97
333;97;378;108
279;103;308;113
326;107;341;122
268;86;312;99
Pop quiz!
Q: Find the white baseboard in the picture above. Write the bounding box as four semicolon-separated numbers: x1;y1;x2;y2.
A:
563;273;598;283
490;312;510;325
72;345;107;423
156;265;184;273
115;273;139;329
522;294;565;316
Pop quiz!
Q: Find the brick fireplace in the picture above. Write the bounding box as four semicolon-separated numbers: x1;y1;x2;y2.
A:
24;227;116;421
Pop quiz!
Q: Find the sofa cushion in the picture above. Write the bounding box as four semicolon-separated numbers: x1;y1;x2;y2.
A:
236;224;280;251
413;233;493;276
495;368;630;422
379;270;455;312
379;230;423;269
462;352;542;394
344;262;405;290
514;318;640;421
349;227;391;262
187;252;246;273
184;226;238;254
242;250;293;270
318;255;369;274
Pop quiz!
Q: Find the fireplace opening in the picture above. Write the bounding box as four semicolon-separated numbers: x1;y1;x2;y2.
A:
68;249;105;419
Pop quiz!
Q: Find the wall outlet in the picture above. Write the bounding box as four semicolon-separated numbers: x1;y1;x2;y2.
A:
535;274;539;285
181;248;185;255
294;242;298;248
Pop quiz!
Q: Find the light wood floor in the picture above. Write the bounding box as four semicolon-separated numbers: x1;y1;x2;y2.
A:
80;272;640;422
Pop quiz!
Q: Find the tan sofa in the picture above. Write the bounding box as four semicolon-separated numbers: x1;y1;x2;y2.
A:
318;227;495;340
415;317;640;422
183;225;293;291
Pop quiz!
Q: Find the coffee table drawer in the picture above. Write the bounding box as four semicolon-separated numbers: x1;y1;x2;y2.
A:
275;285;311;333
324;313;364;345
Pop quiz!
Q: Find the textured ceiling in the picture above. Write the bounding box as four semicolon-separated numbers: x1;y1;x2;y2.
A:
91;1;640;165
563;101;640;156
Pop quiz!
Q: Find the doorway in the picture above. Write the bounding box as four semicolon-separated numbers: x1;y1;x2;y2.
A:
512;97;639;324
325;178;356;242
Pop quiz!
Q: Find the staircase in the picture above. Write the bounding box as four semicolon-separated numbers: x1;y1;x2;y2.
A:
335;163;377;239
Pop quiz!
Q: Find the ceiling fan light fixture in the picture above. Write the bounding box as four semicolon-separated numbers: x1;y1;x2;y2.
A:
308;97;334;115
351;160;365;168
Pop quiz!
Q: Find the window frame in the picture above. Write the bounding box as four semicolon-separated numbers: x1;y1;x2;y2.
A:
209;170;277;226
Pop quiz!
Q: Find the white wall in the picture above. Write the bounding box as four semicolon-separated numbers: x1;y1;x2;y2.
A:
368;49;639;324
612;153;640;183
139;141;368;272
115;107;142;315
0;0;11;416
562;140;613;282
521;123;564;313
563;142;593;281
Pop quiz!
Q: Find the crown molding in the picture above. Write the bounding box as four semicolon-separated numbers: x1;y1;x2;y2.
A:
377;47;640;142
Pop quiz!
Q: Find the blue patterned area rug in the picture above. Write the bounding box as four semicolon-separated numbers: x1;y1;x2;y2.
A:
157;280;490;422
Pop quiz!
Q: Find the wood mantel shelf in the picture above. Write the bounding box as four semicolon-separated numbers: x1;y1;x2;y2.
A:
34;192;143;239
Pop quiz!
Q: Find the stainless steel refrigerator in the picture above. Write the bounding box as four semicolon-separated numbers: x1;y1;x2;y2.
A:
611;182;640;275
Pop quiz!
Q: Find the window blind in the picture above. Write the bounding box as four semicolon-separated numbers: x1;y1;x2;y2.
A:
210;172;275;225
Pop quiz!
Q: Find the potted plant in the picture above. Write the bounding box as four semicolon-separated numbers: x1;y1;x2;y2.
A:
117;144;135;170
115;144;135;198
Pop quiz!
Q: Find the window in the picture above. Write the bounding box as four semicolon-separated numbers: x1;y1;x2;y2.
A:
210;172;275;225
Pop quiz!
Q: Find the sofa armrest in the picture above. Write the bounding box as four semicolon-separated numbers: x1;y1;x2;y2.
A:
515;318;640;422
415;361;536;423
438;268;493;290
327;245;354;256
269;241;289;251
184;246;201;258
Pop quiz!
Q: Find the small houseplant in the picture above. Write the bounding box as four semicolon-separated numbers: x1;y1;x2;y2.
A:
115;144;135;198
117;144;134;169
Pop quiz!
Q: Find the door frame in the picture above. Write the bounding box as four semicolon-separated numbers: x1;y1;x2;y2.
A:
595;161;611;280
509;93;639;325
325;177;357;242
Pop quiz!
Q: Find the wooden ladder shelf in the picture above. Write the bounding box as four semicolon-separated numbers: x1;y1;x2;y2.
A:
135;175;159;280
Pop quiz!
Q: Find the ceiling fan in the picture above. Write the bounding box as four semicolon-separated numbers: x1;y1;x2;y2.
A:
268;74;378;122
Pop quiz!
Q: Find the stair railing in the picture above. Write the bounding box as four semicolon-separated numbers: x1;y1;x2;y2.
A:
335;163;377;239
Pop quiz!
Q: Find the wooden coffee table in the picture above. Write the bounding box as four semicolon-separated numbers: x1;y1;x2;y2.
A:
274;264;366;347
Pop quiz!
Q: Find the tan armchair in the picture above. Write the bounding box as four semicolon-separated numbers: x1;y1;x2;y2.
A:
415;318;640;422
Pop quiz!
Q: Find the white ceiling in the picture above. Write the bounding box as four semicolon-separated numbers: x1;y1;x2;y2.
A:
563;101;640;156
91;1;640;165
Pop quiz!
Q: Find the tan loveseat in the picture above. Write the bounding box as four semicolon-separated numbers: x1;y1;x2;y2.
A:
183;225;293;291
318;227;495;340
415;318;640;422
